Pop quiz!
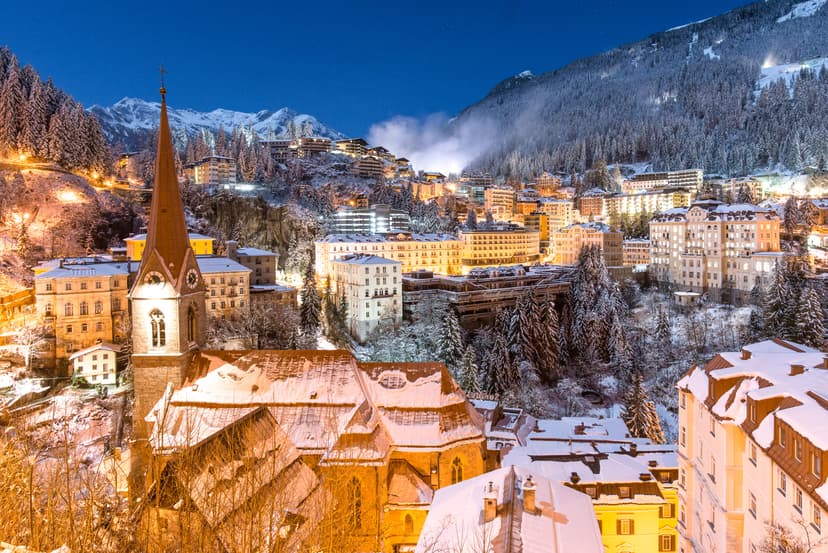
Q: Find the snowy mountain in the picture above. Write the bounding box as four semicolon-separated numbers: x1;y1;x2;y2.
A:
89;97;344;149
454;0;828;178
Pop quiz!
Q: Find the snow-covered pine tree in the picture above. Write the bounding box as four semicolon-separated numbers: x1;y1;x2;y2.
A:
609;313;635;375
21;78;49;157
437;305;465;370
796;286;824;348
483;333;516;397
299;263;321;341
507;293;538;365
0;60;24;153
654;306;671;349
621;372;664;443
457;345;480;393
764;262;788;336
465;208;478;230
534;299;561;383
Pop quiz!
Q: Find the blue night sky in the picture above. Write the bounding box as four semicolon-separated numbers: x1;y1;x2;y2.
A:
3;0;749;136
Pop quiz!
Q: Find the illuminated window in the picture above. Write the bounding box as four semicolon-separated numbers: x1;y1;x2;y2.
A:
64;303;73;316
404;514;414;535
348;478;362;529
814;505;822;532
812;452;822;478
79;302;88;316
618;518;634;535
94;300;103;314
619;486;631;499
150;309;166;348
659;534;675;551
451;457;463;484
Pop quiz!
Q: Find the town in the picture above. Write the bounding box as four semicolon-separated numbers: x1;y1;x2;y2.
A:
3;1;828;552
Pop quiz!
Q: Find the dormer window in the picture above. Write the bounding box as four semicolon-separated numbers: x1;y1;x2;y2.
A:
779;426;787;448
812;451;822;478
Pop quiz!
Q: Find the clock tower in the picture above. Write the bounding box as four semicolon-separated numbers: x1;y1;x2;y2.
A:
129;83;206;440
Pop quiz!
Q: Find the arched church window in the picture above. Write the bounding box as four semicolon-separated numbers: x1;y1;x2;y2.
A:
150;309;166;348
404;513;414;535
187;305;197;342
348;477;362;529
451;457;463;484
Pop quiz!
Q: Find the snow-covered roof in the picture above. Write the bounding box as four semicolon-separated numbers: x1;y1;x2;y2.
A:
68;341;121;361
416;465;603;553
236;247;277;257
318;232;458;243
196;256;252;274
559;222;615;233
333;254;401;266
35;261;131;279
126;232;214;241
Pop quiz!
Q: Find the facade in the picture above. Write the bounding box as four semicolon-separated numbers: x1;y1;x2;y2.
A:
125;232;214;261
484;186;516;220
536;172;563;196
330;254;402;342
34;259;131;364
352;155;384;179
197;257;251;321
502;416;679;553
459;225;541;272
184;155;237;186
605;188;693;219
292;136;331;157
331;204;411;234
649;201;782;301
315;233;463;278
578;192;606;218
335;137;368;158
627;169;703;192
416;465;604;553
402;265;572;329
677;339;828;553
249;284;297;310
623;238;652;267
537;198;579;233
704;178;763;202
227;242;278;285
69;342;121;387
552;222;623;266
259;138;294;163
524;212;550;248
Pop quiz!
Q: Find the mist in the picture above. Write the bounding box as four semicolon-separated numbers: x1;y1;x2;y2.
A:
367;113;497;175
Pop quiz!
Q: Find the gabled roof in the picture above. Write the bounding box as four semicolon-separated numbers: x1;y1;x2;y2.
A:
68;342;121;361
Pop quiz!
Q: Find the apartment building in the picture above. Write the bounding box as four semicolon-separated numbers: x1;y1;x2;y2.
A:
649;201;782;301
183;155;237;186
315;233;463;278
197;256;251;321
605;188;693;219
704;178;763;202
524;212;550;248
69;342;121;387
537;198;579;233
484;186;515;220
552;222;623;266
330;254;402;342
677;339;828;553
352;155;384;179
292;136;331;157
259;139;293;163
536;172;563;196
125;232;214;261
626;169;703;192
459;225;541;272
623;238;652;267
227;242;279;285
331;204;411;234
334;137;368;158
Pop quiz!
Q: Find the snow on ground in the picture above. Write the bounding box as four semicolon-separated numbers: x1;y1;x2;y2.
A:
666;17;711;32
755;57;828;94
777;0;827;23
703;46;721;61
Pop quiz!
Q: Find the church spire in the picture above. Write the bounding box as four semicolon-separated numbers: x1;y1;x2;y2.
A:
142;78;191;282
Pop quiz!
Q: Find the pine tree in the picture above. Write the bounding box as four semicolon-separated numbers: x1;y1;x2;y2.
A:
609;313;635;375
654;306;671;349
22;78;48;157
534;300;561;383
465;208;478;230
0;60;24;152
764;262;789;336
457;345;480;393
299;264;321;343
482;333;515;397
437;306;465;370
796;286;824;348
621;372;665;444
507;294;538;366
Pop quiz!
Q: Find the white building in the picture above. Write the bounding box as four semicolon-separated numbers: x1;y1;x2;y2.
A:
677;339;828;553
69;342;121;387
330;254;402;342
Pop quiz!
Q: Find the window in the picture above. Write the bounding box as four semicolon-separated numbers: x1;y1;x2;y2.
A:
187;306;197;342
451;457;463;484
749;492;757;518
709;417;716;436
779;472;787;496
749;442;757;465
779;426;787;447
150;309;166;348
64;303;73;316
79;302;88;316
660;503;675;518
348;478;362;529
812;452;822;478
65;283;72;291
95;281;101;289
618;486;631;499
45;303;53;317
80;282;87;290
680;426;686;447
710;456;716;482
749;400;756;422
45;283;52;292
66;325;73;334
659;534;675;551
814;505;822;532
585;486;597;499
404;514;414;535
113;299;121;311
796;488;803;512
795;439;803;462
81;323;87;333
617;518;634;535
680;392;686;409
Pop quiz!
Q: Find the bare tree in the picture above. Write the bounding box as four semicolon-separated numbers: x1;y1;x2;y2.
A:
15;322;49;370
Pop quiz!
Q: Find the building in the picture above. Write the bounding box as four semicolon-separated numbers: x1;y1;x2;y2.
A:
335;137;368;158
524;212;550;248
409;180;447;202
197;256;251;321
34;259;131;364
649;201;782;301
677;339;828;553
183;155;237;186
459;173;493;204
69;342;121;387
536;172;563;197
402;265;572;329
552;222;623;266
578;191;606;218
604;188;693;220
259;138;294;163
484;187;515;220
249;284;297;311
315;233;463;278
537;198;579;234
704;177;763;202
502;416;679;553
459;224;541;272
226;242;279;285
352;155;384;179
626;169;703;192
292;136;331;157
331;204;411;234
330;254;402;342
125;232;214;261
416;465;604;553
623;238;651;267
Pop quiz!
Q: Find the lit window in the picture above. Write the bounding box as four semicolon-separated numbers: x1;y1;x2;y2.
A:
814;505;822;532
618;518;634;535
796;488;803;512
659;534;675;552
451;457;463;484
348;478;362;529
749;492;756;518
812;452;822;478
618;486;631;499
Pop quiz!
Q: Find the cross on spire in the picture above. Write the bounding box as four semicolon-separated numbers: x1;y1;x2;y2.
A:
160;65;167;97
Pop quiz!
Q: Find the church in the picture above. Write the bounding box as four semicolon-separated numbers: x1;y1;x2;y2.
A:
128;84;488;553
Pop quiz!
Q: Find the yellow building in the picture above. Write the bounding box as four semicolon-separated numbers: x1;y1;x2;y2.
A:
524;212;550;247
483;186;515;221
552;222;623;266
623;238;651;267
125;232;214;261
459;225;541;272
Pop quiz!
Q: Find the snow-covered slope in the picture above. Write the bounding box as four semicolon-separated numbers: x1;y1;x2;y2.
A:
777;0;827;22
89;97;344;148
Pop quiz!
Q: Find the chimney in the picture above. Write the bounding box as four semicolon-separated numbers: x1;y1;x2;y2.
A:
483;481;498;523
790;364;805;376
570;472;581;484
639;472;653;482
648;460;658;468
226;240;239;261
741;348;751;360
630;443;638;456
823;354;828;369
522;475;537;514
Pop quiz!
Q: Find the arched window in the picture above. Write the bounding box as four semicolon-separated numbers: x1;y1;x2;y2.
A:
348;477;362;529
94;300;103;314
187;305;197;343
64;303;73;317
79;301;88;316
150;309;166;348
404;514;414;535
451;457;463;484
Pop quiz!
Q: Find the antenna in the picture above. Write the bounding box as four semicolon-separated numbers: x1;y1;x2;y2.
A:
160;65;168;97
